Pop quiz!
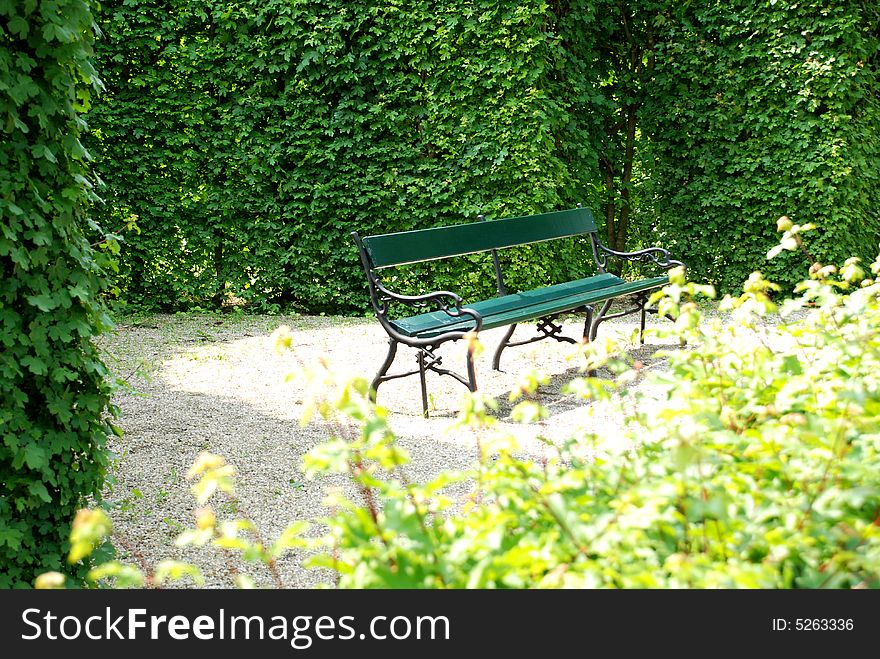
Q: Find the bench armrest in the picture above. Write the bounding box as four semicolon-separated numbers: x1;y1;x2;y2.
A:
596;243;684;271
374;280;483;332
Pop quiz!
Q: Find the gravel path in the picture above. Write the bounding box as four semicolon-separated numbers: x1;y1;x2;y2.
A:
99;306;679;588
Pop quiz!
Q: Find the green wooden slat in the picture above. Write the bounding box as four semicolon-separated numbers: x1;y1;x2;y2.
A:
392;273;621;335
362;207;597;268
390;275;669;338
469;276;668;330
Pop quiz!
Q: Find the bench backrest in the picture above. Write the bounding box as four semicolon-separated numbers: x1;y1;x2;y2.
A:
360;206;597;268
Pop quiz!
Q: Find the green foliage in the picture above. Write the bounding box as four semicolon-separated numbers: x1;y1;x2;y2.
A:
88;1;607;314
299;238;880;588
305;259;880;588
87;2;879;312
0;0;116;587
641;1;880;293
59;231;880;589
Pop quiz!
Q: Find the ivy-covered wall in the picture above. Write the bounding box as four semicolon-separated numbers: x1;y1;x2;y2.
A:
641;1;880;291
1;0;115;587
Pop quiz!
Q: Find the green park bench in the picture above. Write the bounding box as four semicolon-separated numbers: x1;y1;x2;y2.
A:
352;205;683;416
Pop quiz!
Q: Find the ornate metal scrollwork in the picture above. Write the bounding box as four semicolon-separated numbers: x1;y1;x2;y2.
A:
372;276;483;334
595;244;684;271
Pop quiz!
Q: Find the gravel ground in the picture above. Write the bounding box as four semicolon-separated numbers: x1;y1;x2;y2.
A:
98;304;682;588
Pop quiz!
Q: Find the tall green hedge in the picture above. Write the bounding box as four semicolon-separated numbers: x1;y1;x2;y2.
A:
88;1;609;313
87;1;880;312
1;0;114;587
641;1;880;291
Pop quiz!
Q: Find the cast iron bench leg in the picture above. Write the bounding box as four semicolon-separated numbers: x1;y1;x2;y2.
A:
370;338;398;401
418;350;429;417
582;306;594;342
589;298;614;342
466;349;477;392
492;323;517;371
639;295;647;344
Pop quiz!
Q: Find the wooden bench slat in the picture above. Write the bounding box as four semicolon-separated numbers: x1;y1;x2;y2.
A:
362;207;597;268
390;274;669;339
389;273;621;335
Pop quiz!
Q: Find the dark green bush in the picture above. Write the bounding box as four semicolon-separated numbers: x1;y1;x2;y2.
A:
1;0;115;588
87;1;609;314
641;1;880;293
86;1;880;312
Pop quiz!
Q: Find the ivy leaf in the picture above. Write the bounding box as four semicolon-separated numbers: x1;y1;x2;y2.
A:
26;293;59;312
0;528;24;550
23;444;48;470
8;15;29;37
27;482;52;504
21;356;48;375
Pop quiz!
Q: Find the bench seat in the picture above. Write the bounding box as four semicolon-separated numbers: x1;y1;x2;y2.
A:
391;274;669;339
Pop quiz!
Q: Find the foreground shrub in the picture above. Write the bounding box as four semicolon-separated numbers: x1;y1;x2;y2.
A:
46;228;880;588
298;229;880;588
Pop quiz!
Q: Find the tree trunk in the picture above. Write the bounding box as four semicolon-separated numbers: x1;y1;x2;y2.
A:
212;229;224;308
615;103;638;252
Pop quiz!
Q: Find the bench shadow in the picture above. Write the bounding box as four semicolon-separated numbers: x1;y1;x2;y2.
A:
403;339;685;421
